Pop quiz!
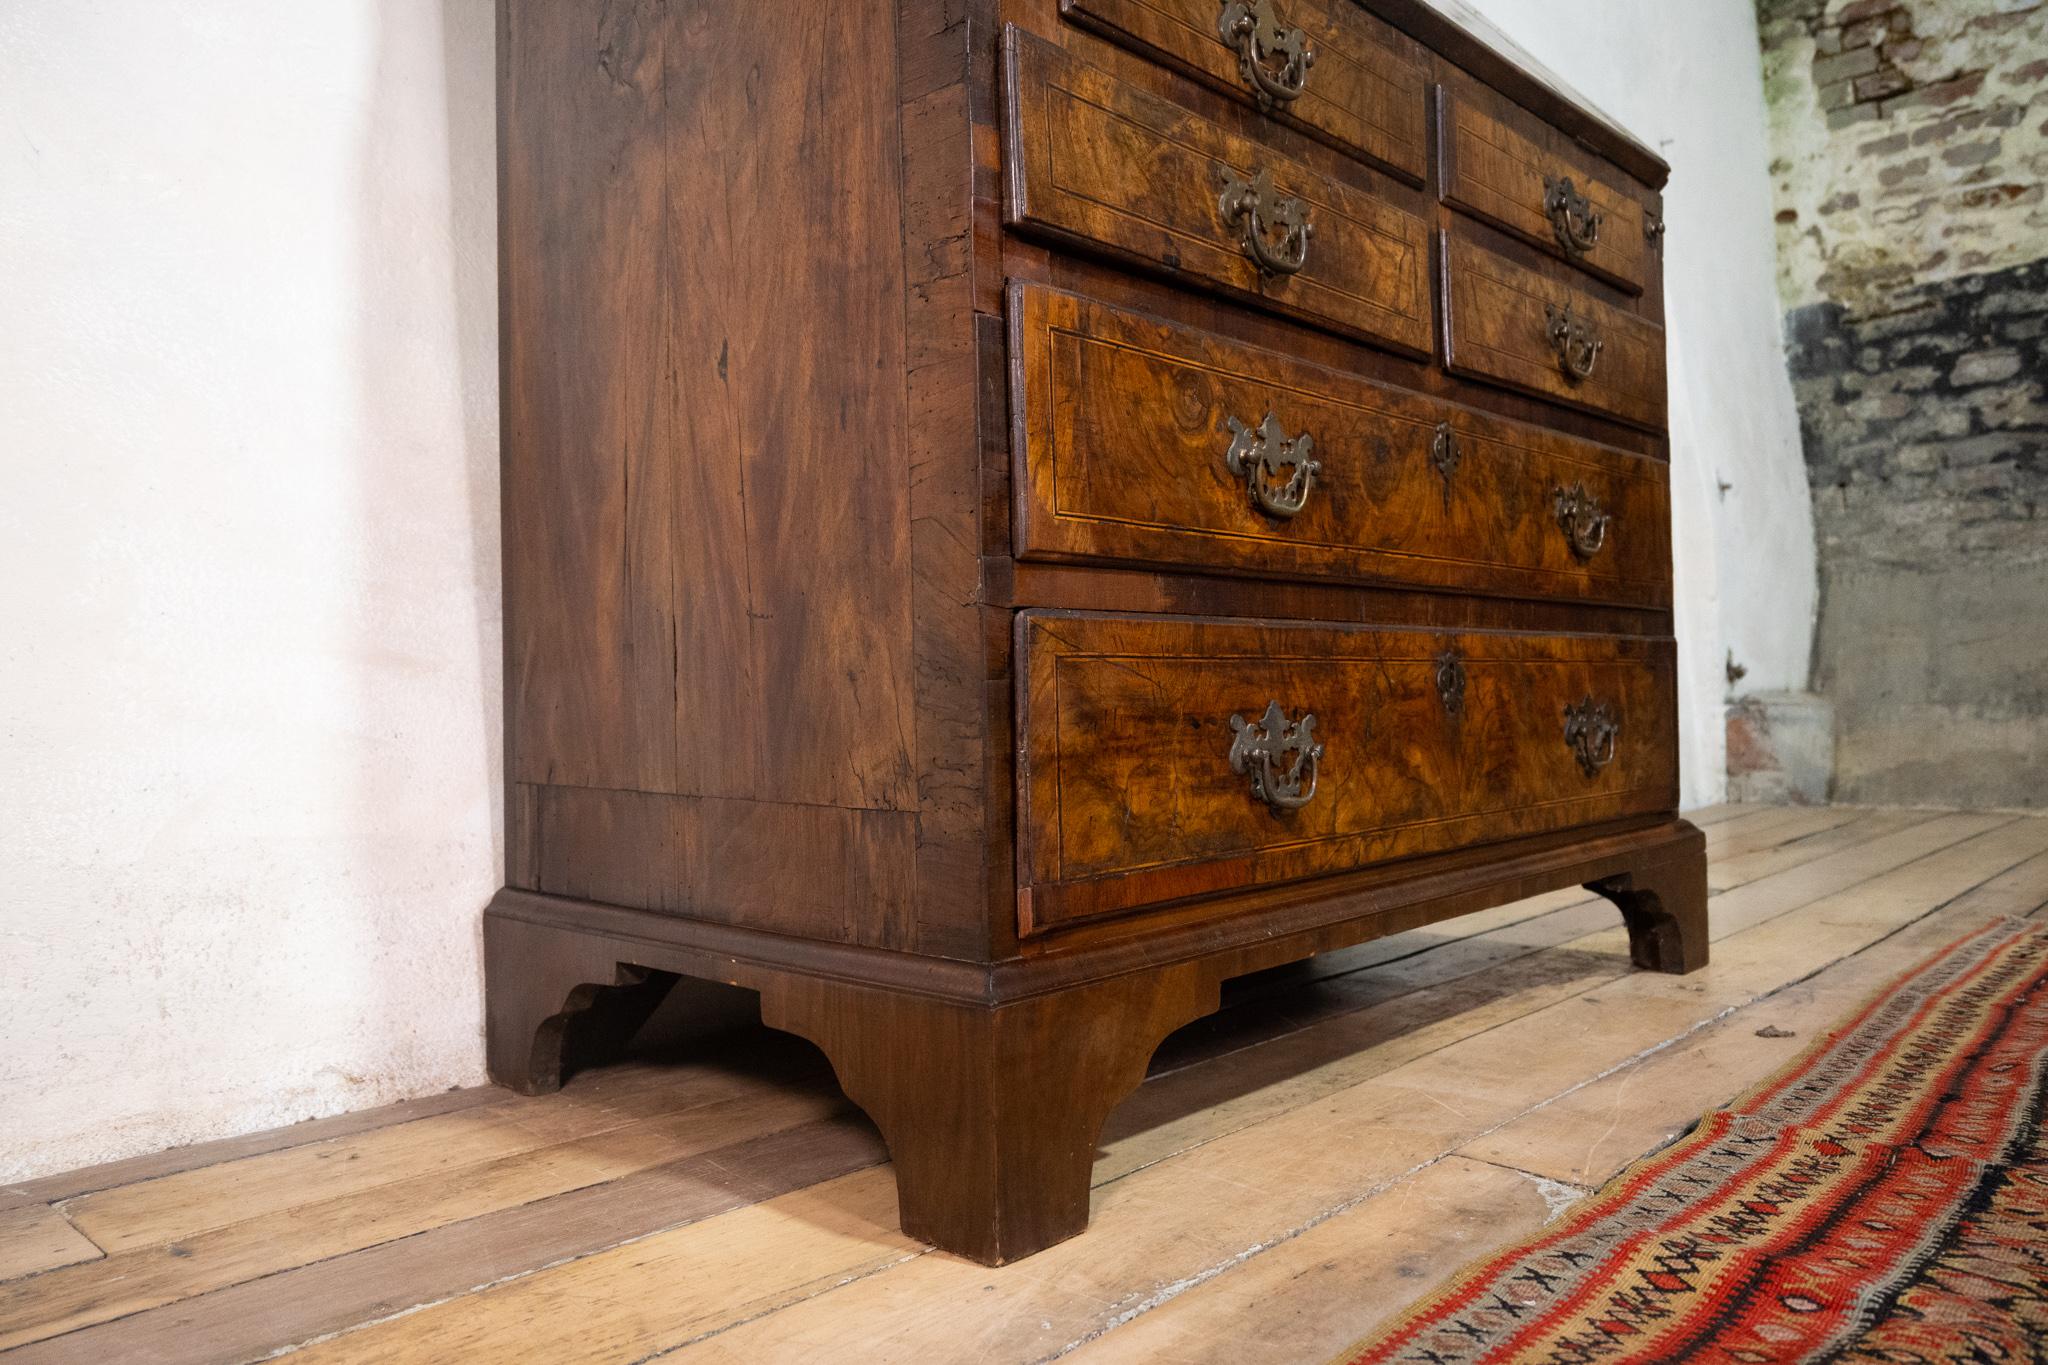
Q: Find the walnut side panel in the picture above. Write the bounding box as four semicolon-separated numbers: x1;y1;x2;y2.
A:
519;784;918;946
664;2;920;814
501;0;970;951
504;0;918;812
501;0;678;795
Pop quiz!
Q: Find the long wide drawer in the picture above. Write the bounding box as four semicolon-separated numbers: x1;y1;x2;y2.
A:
1060;0;1429;182
1441;233;1668;430
1010;282;1672;606
1003;25;1433;357
1016;613;1677;934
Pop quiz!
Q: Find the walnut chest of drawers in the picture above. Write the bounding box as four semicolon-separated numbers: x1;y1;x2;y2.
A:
486;0;1707;1265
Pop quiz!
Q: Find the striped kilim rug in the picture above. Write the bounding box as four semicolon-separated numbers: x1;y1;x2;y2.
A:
1334;917;2048;1364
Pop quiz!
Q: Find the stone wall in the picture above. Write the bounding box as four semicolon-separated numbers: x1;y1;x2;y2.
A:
1756;0;2048;806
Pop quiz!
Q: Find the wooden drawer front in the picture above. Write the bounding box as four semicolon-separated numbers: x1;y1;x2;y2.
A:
1017;613;1678;933
1011;283;1672;606
1442;234;1667;431
1003;26;1433;358
1060;0;1428;183
1439;88;1660;295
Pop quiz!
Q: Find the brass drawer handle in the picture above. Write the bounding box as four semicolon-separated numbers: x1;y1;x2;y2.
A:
1645;208;1667;251
1436;651;1467;718
1430;421;1460;508
1229;700;1323;811
1217;0;1316;107
1225;412;1320;519
1545;302;1604;384
1563;696;1620;778
1553;482;1611;560
1219;167;1313;278
1543;175;1603;258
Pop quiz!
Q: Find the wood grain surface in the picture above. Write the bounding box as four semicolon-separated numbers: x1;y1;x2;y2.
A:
482;0;1698;1272
1441;231;1669;430
1010;282;1672;603
1438;83;1661;295
497;0;997;955
1060;0;1430;181
1003;26;1434;356
1016;611;1678;929
9;808;2038;1363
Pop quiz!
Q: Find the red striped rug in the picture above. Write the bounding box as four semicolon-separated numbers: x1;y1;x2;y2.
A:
1333;916;2048;1364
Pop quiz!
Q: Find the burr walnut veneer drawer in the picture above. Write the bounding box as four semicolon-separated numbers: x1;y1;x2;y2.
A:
1438;87;1662;295
1442;234;1668;431
1016;613;1679;933
1003;26;1433;358
1009;283;1672;606
1059;0;1429;182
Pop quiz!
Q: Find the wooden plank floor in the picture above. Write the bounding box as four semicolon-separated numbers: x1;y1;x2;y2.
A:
5;805;2047;1364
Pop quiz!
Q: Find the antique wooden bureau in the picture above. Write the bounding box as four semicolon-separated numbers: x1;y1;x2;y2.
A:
487;0;1707;1264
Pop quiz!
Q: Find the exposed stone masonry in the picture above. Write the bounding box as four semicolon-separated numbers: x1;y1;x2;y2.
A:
1802;0;1996;130
1787;257;2046;563
1759;0;2046;315
1756;0;2048;806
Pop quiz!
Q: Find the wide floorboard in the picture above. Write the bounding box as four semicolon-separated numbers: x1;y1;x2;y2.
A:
5;806;2046;1364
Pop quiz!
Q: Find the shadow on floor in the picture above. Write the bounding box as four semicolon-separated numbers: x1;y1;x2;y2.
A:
582;917;1630;1185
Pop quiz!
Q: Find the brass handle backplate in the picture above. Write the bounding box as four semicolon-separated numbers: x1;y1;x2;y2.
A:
1217;0;1315;107
1225;412;1320;519
1220;167;1313;278
1563;696;1620;778
1229;700;1323;811
1430;421;1460;509
1543;175;1603;258
1553;482;1611;560
1545;301;1604;383
1436;651;1467;718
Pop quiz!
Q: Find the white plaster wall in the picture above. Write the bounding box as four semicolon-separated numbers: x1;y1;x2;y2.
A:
0;0;1809;1177
0;0;500;1179
1451;0;1822;806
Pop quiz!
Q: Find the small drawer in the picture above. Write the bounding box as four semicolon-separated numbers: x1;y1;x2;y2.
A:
1009;282;1671;606
1438;86;1663;296
1060;0;1429;183
1003;25;1433;359
1016;612;1678;934
1441;233;1668;431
